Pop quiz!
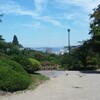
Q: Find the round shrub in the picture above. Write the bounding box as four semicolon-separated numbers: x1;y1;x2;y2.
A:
0;57;31;92
12;54;34;73
41;61;55;66
29;58;42;71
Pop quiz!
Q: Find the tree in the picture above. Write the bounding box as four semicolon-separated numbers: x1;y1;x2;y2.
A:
6;42;20;55
0;35;7;53
12;35;19;46
0;14;3;22
75;41;90;69
89;4;100;56
0;35;5;41
34;51;48;61
48;54;60;65
60;53;69;69
74;40;98;70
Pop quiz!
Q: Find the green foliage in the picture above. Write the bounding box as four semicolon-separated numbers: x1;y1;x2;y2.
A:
69;55;82;70
22;49;35;58
0;41;7;53
41;61;55;66
29;58;42;71
0;14;3;22
34;51;49;61
12;54;33;73
48;54;60;65
60;53;69;69
97;57;100;67
12;35;19;46
87;56;97;65
28;73;49;90
0;35;5;41
60;51;82;70
90;4;100;55
75;41;90;68
0;35;8;53
6;42;20;55
0;56;31;92
69;42;99;70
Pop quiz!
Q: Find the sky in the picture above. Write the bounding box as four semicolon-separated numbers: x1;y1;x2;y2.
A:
0;0;100;47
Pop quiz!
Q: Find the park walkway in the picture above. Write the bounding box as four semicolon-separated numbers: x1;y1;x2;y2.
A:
0;71;100;100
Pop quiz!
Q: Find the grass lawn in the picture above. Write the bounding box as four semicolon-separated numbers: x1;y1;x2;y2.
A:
28;73;49;90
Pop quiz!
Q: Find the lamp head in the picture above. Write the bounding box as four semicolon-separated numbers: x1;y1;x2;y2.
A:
68;29;70;32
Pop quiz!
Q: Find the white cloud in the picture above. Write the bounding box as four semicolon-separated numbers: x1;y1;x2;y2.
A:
33;0;63;27
0;1;38;16
33;0;48;14
54;0;100;13
17;21;50;30
36;16;62;27
56;13;75;20
52;0;100;29
0;0;62;27
21;22;41;28
1;0;96;28
33;0;62;27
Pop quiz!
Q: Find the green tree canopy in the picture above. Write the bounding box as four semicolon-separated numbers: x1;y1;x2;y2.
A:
0;35;5;42
0;14;3;22
90;4;100;56
12;35;19;46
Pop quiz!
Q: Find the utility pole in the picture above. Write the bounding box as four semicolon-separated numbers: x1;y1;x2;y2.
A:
68;29;71;69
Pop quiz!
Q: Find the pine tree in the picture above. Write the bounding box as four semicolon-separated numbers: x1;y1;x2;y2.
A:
0;14;3;22
12;35;19;46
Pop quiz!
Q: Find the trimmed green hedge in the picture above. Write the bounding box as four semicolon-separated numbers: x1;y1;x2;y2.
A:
0;56;31;92
29;58;42;71
12;54;34;73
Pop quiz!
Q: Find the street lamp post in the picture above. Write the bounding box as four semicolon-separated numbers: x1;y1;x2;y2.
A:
68;29;70;68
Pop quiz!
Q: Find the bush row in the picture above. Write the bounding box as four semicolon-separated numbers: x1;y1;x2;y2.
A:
0;56;31;92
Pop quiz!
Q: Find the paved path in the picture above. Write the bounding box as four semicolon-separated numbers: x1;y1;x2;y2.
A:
0;71;100;100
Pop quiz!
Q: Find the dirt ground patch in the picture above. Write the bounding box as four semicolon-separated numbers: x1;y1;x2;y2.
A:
0;71;100;100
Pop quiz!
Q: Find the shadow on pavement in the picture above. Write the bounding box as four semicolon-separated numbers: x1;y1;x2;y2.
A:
80;70;100;74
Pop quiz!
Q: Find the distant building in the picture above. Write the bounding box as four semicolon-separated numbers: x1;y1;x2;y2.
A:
46;48;52;54
64;46;68;53
59;49;64;55
19;47;24;50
